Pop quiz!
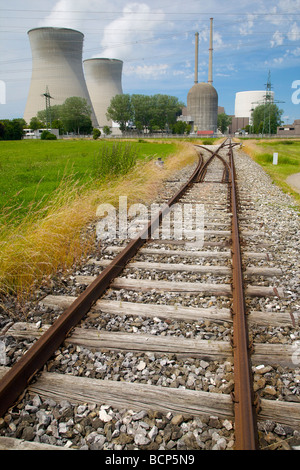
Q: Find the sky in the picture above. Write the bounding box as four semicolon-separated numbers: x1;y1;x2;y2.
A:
0;0;300;123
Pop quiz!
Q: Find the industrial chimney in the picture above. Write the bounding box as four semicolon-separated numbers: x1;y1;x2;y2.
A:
194;32;199;84
24;27;98;127
208;18;213;85
186;18;218;134
83;58;123;129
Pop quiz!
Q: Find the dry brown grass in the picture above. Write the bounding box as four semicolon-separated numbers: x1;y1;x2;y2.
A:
0;142;198;301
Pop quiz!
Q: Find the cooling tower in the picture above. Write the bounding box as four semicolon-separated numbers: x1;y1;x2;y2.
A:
24;27;98;127
83;58;123;128
187;19;218;134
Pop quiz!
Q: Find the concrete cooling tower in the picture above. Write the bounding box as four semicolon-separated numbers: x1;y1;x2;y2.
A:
24;27;98;127
83;58;123;128
187;18;218;134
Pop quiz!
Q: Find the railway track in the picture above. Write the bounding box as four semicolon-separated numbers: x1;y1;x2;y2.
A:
0;138;299;451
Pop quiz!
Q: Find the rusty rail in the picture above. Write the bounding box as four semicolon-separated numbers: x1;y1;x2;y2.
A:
0;141;260;450
0;151;204;418
228;142;259;450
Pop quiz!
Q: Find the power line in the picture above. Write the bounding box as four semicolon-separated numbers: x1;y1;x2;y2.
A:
1;8;300;15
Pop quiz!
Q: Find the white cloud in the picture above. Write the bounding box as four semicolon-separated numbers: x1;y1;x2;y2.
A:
39;0;95;29
291;47;300;56
271;31;284;47
239;14;256;36
288;22;300;41
125;63;169;79
279;0;300;12
274;57;284;64
99;3;165;60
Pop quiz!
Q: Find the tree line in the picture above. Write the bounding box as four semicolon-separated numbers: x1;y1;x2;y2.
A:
0;94;284;140
0;97;94;140
106;94;190;135
250;103;283;135
35;96;93;135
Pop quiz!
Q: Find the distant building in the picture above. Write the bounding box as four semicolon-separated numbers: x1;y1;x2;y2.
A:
277;119;300;136
23;128;59;139
180;21;218;136
235;91;274;120
228;116;249;135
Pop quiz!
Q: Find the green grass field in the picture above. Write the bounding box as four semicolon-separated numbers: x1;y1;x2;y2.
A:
0;139;177;222
0;138;194;298
241;139;300;206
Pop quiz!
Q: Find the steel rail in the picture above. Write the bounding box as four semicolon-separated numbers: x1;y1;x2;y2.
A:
228;141;259;450
0;141;260;450
197;139;259;448
0;150;205;418
195;138;230;183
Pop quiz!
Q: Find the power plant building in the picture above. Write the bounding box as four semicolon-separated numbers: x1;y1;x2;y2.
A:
83;58;123;130
235;90;274;120
23;27;98;127
185;19;218;135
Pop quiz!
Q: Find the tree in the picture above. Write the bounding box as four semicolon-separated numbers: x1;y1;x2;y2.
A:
36;99;92;134
0;122;5;139
131;94;153;133
106;93;185;134
51;119;64;135
252;103;283;134
171;121;191;135
217;113;232;134
106;94;133;132
103;125;112;136
150;94;184;132
60;97;92;134
30;116;44;130
37;104;63;125
0;119;24;140
93;128;101;140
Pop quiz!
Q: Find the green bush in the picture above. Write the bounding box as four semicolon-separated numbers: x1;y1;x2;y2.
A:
93;128;101;140
93;142;139;178
40;130;57;140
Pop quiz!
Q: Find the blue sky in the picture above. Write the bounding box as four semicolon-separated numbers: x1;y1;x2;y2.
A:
1;0;300;123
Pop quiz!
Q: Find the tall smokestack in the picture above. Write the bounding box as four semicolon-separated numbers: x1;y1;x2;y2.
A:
208;18;213;84
194;32;199;84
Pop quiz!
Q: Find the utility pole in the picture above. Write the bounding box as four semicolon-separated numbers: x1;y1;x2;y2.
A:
251;71;284;135
263;70;273;135
43;86;53;129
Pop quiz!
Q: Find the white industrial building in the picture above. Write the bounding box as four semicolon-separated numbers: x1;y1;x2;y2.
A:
235;90;274;120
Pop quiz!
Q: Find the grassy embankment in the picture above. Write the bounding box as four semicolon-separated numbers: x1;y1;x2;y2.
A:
240;138;300;207
0;138;198;302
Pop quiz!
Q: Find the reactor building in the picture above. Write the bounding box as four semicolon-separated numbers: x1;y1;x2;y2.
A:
228;90;275;134
83;58;123;130
23;27;98;127
185;18;218;135
235;90;274;119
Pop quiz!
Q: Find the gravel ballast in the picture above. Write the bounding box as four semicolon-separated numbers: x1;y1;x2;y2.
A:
0;145;299;450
